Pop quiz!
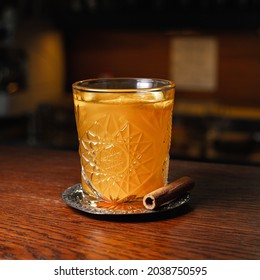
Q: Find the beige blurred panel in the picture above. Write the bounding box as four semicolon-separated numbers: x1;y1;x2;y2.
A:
170;37;218;92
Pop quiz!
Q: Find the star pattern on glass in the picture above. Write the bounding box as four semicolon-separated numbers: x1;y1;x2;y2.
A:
79;113;155;201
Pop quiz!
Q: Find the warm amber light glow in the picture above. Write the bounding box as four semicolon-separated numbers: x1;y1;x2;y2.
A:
7;82;19;94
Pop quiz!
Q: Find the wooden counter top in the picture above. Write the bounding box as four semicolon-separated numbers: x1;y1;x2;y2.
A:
0;145;259;260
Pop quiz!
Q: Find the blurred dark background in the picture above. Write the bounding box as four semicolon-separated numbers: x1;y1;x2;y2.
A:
1;0;260;165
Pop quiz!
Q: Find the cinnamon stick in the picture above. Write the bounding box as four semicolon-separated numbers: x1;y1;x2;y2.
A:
143;176;194;210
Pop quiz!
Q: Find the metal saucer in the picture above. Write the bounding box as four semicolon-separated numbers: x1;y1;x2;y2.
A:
62;183;190;215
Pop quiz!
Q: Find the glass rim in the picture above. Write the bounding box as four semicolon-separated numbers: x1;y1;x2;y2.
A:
72;77;175;93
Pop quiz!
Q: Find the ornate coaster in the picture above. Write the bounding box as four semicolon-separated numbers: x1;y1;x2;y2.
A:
62;184;190;215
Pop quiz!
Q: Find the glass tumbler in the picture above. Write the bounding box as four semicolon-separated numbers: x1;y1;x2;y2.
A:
72;78;175;211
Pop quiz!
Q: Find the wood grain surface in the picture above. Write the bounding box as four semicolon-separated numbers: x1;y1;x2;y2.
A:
0;146;259;260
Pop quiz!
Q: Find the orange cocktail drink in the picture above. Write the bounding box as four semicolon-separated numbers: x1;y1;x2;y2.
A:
72;78;175;210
